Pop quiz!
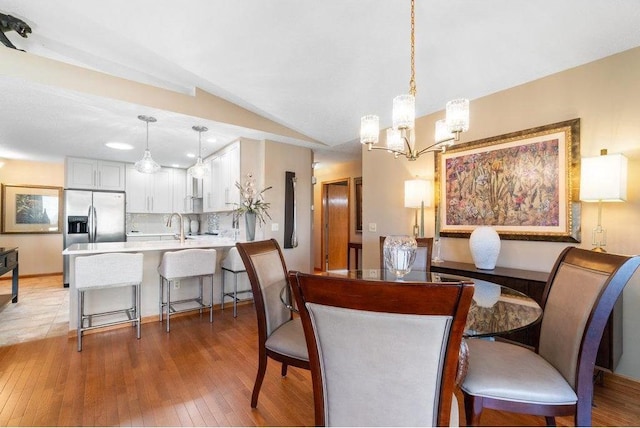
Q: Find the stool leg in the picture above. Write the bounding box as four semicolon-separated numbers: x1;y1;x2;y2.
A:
77;289;84;352
135;283;141;339
233;272;238;318
159;276;164;322
166;280;171;332
221;269;226;311
198;277;204;316
209;274;214;323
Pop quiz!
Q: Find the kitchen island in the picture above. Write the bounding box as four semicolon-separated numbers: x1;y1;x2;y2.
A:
63;237;240;331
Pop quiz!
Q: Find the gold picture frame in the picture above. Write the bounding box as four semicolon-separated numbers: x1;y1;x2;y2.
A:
1;184;62;234
435;118;581;242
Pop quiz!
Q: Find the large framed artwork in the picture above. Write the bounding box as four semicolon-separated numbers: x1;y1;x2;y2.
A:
435;119;581;242
1;184;62;234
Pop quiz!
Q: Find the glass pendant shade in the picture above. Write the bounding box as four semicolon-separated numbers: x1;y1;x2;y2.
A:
134;149;161;174
446;98;470;133
386;128;404;152
188;157;209;179
135;115;160;174
392;94;415;130
360;115;380;145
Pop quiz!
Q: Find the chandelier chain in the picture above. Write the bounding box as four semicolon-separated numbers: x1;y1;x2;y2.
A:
409;0;416;96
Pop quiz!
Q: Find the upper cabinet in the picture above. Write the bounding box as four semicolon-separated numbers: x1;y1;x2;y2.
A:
201;141;240;212
65;157;126;191
125;165;172;213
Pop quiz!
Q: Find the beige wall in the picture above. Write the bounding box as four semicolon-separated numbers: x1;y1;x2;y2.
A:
262;141;313;273
312;160;362;271
363;46;640;379
0;159;64;276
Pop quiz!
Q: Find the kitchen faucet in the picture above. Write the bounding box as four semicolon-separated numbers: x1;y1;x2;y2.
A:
167;213;185;243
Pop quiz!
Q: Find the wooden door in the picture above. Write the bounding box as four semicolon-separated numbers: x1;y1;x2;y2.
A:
323;180;350;270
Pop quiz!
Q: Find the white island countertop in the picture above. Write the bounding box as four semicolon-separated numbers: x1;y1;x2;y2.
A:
62;236;238;255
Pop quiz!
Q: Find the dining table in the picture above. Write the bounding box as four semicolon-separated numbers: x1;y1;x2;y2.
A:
283;269;544;383
283;269;543;338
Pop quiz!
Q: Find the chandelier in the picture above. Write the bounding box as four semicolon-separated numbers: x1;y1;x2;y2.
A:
134;115;161;173
360;0;470;161
188;125;210;179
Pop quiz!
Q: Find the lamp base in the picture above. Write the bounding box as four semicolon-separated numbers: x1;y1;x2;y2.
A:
591;246;607;253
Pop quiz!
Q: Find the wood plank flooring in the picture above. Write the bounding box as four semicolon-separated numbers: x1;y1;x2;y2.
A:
1;275;640;426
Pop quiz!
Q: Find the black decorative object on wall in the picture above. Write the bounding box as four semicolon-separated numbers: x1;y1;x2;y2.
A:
0;13;31;51
284;171;298;248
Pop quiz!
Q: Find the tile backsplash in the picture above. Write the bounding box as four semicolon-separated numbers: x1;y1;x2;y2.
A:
126;211;236;236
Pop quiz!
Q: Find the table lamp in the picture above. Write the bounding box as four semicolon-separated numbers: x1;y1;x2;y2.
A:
579;149;627;252
404;178;431;237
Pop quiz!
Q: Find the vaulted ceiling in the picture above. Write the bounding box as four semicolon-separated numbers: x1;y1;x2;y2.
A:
2;0;640;167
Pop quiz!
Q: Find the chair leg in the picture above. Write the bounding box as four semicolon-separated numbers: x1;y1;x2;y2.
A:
221;270;226;311
545;416;557;426
575;400;593;427
233;272;238;318
463;392;484;426
159;276;164;322
281;362;288;377
251;351;268;408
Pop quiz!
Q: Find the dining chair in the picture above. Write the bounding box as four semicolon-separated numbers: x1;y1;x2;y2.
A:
379;235;434;271
235;239;310;408
289;270;474;426
461;246;640;426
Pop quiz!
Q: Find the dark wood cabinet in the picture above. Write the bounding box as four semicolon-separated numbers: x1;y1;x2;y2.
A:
0;247;19;303
431;260;621;372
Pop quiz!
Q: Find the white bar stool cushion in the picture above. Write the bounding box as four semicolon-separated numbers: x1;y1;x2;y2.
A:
221;247;246;272
77;253;144;289
158;249;217;279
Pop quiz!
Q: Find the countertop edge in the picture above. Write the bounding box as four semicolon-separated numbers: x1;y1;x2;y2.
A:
62;239;238;255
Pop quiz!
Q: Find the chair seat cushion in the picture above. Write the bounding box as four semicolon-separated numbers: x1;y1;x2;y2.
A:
461;338;578;405
265;317;309;361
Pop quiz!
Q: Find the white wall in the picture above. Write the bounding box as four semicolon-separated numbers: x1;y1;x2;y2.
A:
363;46;640;380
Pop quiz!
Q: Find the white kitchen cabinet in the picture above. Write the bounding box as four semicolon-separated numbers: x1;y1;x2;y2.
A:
171;168;189;213
201;142;240;212
65;157;126;191
125;165;172;213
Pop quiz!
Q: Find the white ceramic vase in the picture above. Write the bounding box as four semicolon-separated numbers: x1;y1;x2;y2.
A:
469;226;501;270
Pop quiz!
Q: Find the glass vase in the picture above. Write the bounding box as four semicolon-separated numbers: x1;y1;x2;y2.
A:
245;212;257;241
383;235;417;278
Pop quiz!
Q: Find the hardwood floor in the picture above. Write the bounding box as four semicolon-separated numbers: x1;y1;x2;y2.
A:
1;275;639;426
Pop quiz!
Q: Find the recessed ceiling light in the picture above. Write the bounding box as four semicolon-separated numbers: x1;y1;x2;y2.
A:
186;153;196;158
171;164;180;168
105;142;134;150
206;137;217;143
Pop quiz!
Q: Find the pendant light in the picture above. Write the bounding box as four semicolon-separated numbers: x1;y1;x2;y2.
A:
134;115;161;174
188;125;210;179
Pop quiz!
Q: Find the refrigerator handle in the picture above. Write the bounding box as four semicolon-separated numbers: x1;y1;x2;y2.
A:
92;206;98;241
87;205;94;243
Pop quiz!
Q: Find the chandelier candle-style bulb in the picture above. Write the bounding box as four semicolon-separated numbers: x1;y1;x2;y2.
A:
393;94;415;130
360;115;380;146
446;98;470;137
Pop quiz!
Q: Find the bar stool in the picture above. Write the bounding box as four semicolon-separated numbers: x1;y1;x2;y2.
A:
158;249;217;332
75;252;144;352
221;247;251;317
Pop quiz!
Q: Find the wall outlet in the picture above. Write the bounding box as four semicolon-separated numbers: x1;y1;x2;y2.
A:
173;280;180;289
271;223;279;231
368;222;377;232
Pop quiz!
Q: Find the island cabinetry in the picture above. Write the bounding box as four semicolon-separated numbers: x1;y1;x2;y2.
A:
65;157;125;191
431;260;621;371
125;165;172;213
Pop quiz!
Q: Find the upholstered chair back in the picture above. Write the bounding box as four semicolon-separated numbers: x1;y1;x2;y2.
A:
290;271;473;426
236;239;292;338
538;247;639;389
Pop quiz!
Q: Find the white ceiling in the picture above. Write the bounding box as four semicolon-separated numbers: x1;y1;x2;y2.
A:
2;0;640;168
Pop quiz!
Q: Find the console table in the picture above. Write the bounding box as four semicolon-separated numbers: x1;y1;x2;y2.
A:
0;247;19;303
431;260;621;372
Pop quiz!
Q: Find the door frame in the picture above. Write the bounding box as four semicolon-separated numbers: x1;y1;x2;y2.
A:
321;178;351;271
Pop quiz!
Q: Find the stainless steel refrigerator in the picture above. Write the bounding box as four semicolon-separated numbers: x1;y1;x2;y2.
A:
63;189;126;286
